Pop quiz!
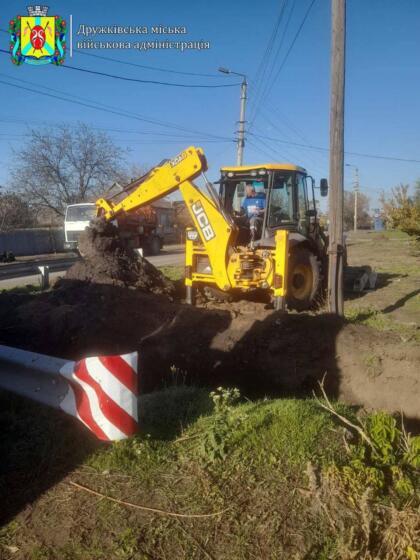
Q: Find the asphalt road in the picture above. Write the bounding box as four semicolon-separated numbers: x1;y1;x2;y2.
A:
0;245;185;291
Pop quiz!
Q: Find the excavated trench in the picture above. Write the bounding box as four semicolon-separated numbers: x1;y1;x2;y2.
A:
0;222;418;422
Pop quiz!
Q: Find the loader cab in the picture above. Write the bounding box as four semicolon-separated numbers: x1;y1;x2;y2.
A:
219;164;317;244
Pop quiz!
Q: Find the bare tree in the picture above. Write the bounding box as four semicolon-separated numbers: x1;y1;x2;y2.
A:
414;179;420;208
10;123;127;217
0;192;34;231
343;190;371;230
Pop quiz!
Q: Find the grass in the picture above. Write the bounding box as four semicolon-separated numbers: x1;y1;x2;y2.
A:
363;352;383;378
345;305;420;342
0;387;351;559
0;386;418;559
158;265;184;281
375;262;420;276
85;387;345;482
367;229;410;240
0;284;41;295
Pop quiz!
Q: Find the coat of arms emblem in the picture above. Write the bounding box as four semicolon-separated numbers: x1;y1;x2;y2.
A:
9;5;66;66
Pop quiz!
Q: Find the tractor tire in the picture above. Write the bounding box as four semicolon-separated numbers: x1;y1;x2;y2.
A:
286;246;321;311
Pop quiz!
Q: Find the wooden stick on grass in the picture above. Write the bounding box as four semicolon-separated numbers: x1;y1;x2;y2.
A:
312;374;377;452
69;480;227;519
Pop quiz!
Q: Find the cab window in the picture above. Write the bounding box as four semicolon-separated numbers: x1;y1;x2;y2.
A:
296;173;309;233
221;178;268;213
267;172;294;227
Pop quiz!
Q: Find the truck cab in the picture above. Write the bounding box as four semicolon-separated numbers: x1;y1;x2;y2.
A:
64;203;96;252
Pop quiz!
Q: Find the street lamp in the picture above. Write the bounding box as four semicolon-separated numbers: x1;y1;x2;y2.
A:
345;164;359;231
218;67;247;166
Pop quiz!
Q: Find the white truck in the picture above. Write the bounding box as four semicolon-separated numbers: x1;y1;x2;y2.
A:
64;203;96;252
64;202;164;255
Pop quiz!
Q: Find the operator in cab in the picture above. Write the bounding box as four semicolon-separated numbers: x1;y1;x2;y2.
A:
241;183;267;242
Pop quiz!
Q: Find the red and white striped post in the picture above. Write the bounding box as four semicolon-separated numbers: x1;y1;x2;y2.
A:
0;345;138;441
60;353;138;441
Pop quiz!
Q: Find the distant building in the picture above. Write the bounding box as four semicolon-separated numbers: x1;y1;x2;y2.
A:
374;217;385;231
373;208;385;231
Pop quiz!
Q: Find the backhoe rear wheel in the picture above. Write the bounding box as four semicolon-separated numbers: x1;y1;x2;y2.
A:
286;246;321;311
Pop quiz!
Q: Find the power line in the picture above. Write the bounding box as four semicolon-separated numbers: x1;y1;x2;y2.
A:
250;132;420;164
256;133;301;163
250;82;317;146
248;0;289;124
250;134;327;179
0;28;228;79
246;0;324;174
62;63;240;88
263;0;297;89
0;73;233;141
0;119;235;142
249;0;316;129
247;138;282;162
271;0;317;86
249;0;296;128
0;48;239;88
74;49;224;78
248;93;329;175
250;135;291;163
0;136;231;146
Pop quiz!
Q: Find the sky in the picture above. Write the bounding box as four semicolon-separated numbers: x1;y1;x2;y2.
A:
0;0;419;210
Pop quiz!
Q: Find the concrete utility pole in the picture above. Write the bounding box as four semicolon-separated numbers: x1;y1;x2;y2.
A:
218;67;247;165
237;76;247;166
328;0;346;316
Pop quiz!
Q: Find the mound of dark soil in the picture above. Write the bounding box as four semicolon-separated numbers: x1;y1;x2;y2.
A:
65;220;174;297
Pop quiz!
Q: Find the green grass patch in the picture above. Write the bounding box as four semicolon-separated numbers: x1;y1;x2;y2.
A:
368;229;410;240
86;388;347;477
345;305;420;341
375;263;420;276
184;395;347;468
1;386;418;559
0;284;41;295
158;265;184;281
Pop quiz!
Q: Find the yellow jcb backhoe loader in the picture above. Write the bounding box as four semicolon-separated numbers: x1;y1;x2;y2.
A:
95;146;329;310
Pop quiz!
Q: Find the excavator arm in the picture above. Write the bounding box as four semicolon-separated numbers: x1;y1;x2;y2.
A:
95;146;237;291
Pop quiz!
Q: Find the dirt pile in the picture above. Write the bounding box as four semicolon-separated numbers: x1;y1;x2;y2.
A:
65;220;174;297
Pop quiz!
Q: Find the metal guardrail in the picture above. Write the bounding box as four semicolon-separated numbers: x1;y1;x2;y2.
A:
0;257;78;281
0;345;138;441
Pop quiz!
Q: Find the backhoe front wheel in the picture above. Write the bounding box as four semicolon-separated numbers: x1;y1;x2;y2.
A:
286;246;321;311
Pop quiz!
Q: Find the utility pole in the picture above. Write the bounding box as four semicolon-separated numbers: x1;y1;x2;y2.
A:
237;76;247;166
218;67;247;165
327;0;346;316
